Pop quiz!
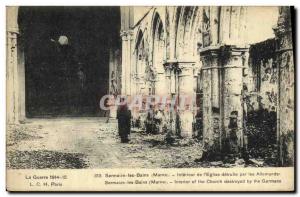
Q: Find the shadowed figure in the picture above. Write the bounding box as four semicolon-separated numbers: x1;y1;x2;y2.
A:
117;100;131;143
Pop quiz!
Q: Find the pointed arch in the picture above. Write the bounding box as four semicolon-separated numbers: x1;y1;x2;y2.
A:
148;11;166;95
135;29;144;49
135;29;146;76
174;6;201;60
151;11;165;73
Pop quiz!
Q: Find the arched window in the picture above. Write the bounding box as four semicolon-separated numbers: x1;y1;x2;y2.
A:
135;30;146;76
152;13;165;74
149;12;165;95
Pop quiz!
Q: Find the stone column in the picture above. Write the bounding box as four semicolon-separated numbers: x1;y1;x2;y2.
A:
120;30;134;96
120;31;127;95
127;31;134;95
108;49;117;118
220;46;248;154
17;37;26;123
200;46;221;156
200;45;248;158
7;6;20;125
274;7;294;166
177;61;195;138
163;60;178;135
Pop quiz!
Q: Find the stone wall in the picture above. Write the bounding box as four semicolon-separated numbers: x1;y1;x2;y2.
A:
248;39;277;112
245;38;278;153
274;7;294;166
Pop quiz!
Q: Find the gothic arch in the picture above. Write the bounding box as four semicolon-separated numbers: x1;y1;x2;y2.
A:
151;12;165;73
175;6;192;59
135;29;146;75
149;11;166;95
189;7;203;59
173;6;203;61
135;29;144;49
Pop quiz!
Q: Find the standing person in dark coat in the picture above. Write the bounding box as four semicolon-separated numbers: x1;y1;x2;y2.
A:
117;99;131;143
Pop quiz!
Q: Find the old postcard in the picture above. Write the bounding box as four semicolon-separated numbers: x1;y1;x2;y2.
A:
6;6;295;191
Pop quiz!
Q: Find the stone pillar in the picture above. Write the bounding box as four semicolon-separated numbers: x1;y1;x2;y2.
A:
274;7;294;166
6;6;20;125
199;6;249;160
177;61;195;138
200;46;221;155
120;31;127;95
17;35;26;123
120;30;134;96
220;46;248;154
127;31;134;95
163;60;178;135
120;6;134;96
108;49;117;118
200;45;248;158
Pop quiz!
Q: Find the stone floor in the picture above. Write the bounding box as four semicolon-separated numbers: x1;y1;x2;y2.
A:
6;118;203;169
6;118;277;169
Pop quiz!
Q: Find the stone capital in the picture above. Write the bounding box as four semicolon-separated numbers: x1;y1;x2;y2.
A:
120;29;134;40
219;46;248;67
163;59;178;71
218;45;248;56
200;45;221;69
174;62;195;77
200;45;249;70
7;28;19;35
199;45;221;57
177;61;195;70
200;45;248;56
7;31;18;39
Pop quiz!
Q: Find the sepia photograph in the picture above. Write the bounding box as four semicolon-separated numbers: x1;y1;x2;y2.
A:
5;5;295;191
